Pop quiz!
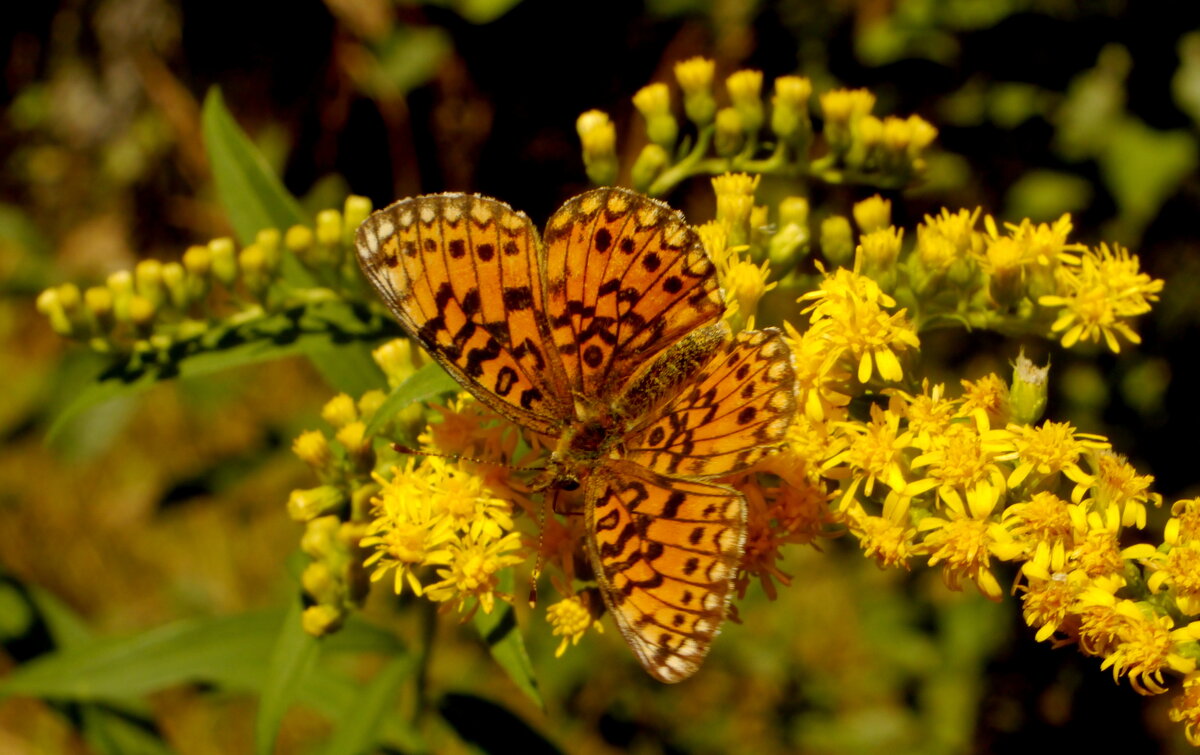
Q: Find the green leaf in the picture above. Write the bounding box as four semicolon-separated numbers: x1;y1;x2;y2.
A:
47;302;397;444
202;88;306;247
1100;116;1198;239
255;596;319;755
473;571;542;710
364;361;461;437
80;707;174;755
25;584;94;649
320;655;415;755
0;610;287;701
201;86;383;394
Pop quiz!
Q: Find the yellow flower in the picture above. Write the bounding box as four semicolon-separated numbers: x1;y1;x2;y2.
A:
424;531;525;615
1141;543;1200;615
362;461;457;596
845;501;915;569
959;373;1011;428
1167;498;1200;546
546;594;603;657
887;381;957;451
917;482;1013;600
852;194;892;233
1073;450;1162;529
1170;671;1200;746
799;266;920;384
1039;242;1163;353
322;393;358;428
1015;569;1092;643
999;420;1108;489
1095;601;1196;695
722;258;776;322
856;226;904;271
1002;491;1075;573
826;403;909;499
1066;504;1128;582
909;418;1009;515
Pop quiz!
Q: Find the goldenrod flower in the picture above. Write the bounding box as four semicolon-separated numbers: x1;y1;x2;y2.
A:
799;266;920;383
782;320;852;423
727;69;765;131
856;226;903;272
362;461;457;596
888;381;957;451
1009;351;1050;425
424;531;525;615
674;56;717;125
322;393;358;428
999;421;1107;489
845;501;915;569
577;110;618;185
1003;492;1075;573
1140;543;1200;615
917;482;1013;600
827;403;909;499
1073;450;1162;529
293;429;333;471
1170;672;1200;745
853;195;892;233
1168;498;1200;546
1067;505;1128;581
1016;570;1090;643
959;373;1011;428
546;594;602;657
1090;599;1197;695
1039;242;1163;353
910;419;1009;515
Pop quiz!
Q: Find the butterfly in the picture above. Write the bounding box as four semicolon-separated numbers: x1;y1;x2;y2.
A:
354;187;796;682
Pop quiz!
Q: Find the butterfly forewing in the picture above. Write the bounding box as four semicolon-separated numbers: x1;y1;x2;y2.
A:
585;460;746;683
541;188;724;402
356;194;572;433
623;328;798;478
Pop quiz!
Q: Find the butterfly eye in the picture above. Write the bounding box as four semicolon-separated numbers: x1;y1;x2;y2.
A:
557;478;580;491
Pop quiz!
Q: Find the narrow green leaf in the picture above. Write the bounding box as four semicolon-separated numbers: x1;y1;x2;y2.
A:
80;707;174;755
201;88;306;247
320;655;415;755
255;597;319;755
364;361;461;437
0;610;286;700
473;571;542;710
25;584;93;649
201;86;381;394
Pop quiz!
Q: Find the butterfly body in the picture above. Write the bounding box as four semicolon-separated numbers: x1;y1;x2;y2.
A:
355;187;796;682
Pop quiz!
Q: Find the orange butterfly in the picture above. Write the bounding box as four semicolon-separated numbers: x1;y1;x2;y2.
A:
355;187;796;682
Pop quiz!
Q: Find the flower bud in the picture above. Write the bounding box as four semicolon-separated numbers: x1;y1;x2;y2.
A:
302;561;339;605
576;110;617;186
853;195;892;233
820;215;854;266
208;237;237;286
255;227;282;272
288;485;347;522
302;604;343;637
135;260;165;309
372;338;420;387
771;76;812;147
286;225;314;256
161;262;188;309
238;243;269;299
633;84;677;149
316;209;342;247
301;515;341;558
343;196;372;245
336;421;374;471
820;88;875;155
358;389;387;423
107;270;135;323
631;144;669;193
84;286;115;332
714;107;745;157
293;429;333;470
674;57;716;126
36;287;73;336
322;393;358;428
1011;351;1050;426
726;69;764;132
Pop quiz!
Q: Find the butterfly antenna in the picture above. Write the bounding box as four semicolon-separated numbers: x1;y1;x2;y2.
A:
528;487;554;608
391;443;514;469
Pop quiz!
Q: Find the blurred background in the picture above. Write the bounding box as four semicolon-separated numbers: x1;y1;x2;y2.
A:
3;1;1200;752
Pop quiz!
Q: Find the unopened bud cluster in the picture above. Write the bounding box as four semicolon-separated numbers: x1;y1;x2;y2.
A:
36;195;374;357
578;58;937;196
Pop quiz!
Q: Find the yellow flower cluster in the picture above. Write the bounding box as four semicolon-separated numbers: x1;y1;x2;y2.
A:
34;196;373;356
362;455;525;616
581;58;937;196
